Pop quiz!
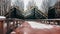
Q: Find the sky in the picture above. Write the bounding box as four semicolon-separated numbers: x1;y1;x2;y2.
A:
11;0;58;13
24;0;31;11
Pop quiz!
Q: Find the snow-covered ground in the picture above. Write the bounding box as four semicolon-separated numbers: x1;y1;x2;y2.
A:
3;20;60;30
0;16;6;19
25;21;60;29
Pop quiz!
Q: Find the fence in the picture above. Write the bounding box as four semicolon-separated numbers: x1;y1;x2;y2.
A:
0;19;60;34
0;18;24;34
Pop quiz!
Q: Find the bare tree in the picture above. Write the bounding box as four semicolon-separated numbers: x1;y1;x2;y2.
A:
0;0;11;16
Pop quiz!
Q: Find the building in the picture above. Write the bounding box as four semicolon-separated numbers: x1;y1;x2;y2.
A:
55;1;60;18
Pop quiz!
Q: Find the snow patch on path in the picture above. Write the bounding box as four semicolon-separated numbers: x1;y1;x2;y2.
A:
26;21;54;29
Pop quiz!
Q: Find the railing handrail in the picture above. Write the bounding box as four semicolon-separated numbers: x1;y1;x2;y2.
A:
0;18;60;21
39;19;60;21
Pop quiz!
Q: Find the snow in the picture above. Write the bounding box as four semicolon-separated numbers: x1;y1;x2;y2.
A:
0;16;6;19
4;23;7;28
26;21;54;29
11;31;16;34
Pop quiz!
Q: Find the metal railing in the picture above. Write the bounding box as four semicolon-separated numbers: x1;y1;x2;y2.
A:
35;19;60;25
0;18;24;34
24;19;60;25
0;18;60;34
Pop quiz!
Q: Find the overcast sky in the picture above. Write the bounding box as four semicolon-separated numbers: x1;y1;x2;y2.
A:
11;0;58;13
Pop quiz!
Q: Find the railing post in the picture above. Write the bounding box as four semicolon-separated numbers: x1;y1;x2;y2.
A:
16;20;18;28
0;19;5;34
3;20;6;34
13;19;15;30
0;21;3;34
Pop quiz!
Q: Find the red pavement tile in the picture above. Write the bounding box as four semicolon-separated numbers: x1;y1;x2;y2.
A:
11;22;60;34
